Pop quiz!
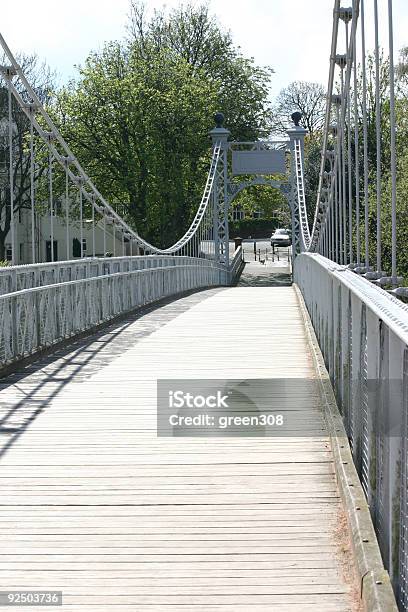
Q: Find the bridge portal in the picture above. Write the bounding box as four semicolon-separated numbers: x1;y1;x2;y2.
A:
209;113;308;263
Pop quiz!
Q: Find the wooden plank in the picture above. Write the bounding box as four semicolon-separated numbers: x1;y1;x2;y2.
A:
0;575;346;586
0;569;343;579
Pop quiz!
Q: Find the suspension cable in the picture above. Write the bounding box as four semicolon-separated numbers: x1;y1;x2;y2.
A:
7;75;15;265
335;108;344;263
79;183;83;258
388;0;397;282
49;150;54;263
361;0;370;270
28;106;36;264
374;0;382;274
346;19;353;264
340;67;347;264
65;160;70;260
353;4;361;267
103;213;107;257
92;197;96;257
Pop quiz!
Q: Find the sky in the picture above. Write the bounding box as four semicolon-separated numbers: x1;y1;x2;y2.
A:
2;0;408;100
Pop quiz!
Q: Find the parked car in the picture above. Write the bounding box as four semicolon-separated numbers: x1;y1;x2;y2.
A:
270;228;291;247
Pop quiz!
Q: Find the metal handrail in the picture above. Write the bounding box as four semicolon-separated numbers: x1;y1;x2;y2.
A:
0;261;229;368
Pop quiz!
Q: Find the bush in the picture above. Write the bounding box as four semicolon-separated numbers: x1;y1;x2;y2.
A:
229;218;280;238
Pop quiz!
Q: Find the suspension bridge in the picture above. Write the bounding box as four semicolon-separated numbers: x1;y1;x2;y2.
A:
0;0;408;610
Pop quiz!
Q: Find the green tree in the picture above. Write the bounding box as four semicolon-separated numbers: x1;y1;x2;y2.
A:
230;184;287;219
128;2;274;140
271;81;326;137
51;2;274;246
54;43;218;245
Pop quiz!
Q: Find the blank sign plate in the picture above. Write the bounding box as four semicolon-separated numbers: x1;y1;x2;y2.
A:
232;149;286;175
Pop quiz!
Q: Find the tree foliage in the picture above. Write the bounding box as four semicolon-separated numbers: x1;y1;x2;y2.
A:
230;184;287;220
396;46;408;93
53;2;274;246
271;81;326;136
128;2;273;140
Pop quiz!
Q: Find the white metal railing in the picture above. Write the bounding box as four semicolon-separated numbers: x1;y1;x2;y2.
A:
295;252;408;602
0;245;244;297
0;261;228;368
0;255;209;296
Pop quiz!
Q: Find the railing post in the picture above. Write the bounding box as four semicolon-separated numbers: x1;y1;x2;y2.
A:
10;294;18;359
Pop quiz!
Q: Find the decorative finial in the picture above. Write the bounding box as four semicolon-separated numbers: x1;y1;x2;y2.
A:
291;112;302;127
214;112;225;128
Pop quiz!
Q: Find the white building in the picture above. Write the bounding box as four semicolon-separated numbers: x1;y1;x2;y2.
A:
4;206;130;265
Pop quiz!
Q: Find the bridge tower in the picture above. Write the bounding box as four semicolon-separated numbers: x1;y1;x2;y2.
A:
209;113;307;264
209;113;230;266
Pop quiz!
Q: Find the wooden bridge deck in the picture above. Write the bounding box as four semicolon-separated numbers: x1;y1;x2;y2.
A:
0;286;359;611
